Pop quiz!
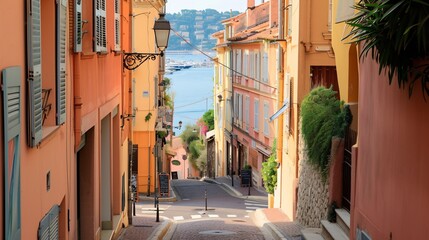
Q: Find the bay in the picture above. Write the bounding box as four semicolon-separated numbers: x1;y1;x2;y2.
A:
165;52;215;135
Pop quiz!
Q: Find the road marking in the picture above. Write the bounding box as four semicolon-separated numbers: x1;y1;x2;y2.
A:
141;211;164;214
191;215;202;219
246;210;254;212
227;215;237;218
244;203;268;207
173;216;184;221
245;206;262;210
208;214;219;218
245;216;250;218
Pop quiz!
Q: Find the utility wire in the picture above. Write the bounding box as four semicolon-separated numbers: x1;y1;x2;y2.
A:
170;28;277;90
146;5;277;90
174;96;213;109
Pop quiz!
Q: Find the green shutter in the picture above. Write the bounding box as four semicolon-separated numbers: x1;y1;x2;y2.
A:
27;0;43;147
74;0;82;52
56;0;67;125
2;66;22;240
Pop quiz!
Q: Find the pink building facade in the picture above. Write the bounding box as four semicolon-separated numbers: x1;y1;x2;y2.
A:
351;56;429;239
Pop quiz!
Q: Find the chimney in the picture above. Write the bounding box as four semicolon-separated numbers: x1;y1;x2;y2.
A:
247;0;255;9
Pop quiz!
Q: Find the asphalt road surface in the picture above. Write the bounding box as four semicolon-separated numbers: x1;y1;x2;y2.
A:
137;179;271;239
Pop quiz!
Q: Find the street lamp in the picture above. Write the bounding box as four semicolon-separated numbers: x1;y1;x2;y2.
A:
123;13;171;70
174;121;183;130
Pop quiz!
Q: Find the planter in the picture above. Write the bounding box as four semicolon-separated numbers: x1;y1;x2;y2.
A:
268;194;274;208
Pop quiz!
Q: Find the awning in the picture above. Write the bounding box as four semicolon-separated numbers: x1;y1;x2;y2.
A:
269;101;289;122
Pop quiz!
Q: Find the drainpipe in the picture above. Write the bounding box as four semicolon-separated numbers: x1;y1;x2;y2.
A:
275;0;285;208
73;54;82;150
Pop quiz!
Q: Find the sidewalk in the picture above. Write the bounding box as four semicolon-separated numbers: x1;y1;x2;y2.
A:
203;176;303;240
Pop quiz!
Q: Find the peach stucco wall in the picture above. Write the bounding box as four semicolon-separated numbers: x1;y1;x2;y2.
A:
353;56;429;240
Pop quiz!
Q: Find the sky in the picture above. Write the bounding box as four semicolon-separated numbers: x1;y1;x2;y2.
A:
166;0;248;13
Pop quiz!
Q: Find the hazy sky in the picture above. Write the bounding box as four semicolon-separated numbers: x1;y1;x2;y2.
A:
167;0;248;13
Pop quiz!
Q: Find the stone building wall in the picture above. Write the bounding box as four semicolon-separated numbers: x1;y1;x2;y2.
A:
296;130;330;228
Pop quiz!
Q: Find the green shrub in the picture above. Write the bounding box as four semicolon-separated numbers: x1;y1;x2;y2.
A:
262;139;277;195
301;87;351;178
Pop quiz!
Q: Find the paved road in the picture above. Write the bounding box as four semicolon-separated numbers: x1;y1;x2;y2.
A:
136;179;271;239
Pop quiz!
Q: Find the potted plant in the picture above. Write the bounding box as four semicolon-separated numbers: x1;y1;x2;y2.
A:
262;139;277;208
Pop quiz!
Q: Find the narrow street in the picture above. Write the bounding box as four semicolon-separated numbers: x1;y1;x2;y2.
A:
125;179;272;240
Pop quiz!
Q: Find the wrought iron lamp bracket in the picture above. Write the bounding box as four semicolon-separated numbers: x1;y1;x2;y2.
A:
123;52;164;70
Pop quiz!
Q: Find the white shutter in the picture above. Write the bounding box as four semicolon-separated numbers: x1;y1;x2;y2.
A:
237;49;242;75
262;52;268;82
245;96;249;131
254;51;260;89
56;0;67;125
254;99;259;131
238;94;243;126
95;0;107;52
263;101;269;135
27;0;43;147
74;0;82;52
114;0;120;50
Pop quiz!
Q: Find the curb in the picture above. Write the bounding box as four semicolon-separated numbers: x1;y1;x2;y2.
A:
203;178;268;202
250;209;288;240
148;217;173;240
138;188;178;202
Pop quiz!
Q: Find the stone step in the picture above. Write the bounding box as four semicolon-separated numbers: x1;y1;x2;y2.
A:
335;208;350;234
321;220;349;240
302;228;325;240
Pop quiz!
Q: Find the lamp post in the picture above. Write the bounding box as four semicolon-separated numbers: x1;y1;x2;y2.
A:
124;13;171;224
123;13;171;70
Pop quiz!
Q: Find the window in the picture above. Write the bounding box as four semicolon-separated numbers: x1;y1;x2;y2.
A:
254;99;259;131
287;0;293;36
254;51;260;89
263;101;269;136
236;49;242;76
243;50;249;77
74;0;82;52
244;96;249;132
2;67;22;240
94;0;107;52
262;52;268;82
27;0;67;147
114;0;121;50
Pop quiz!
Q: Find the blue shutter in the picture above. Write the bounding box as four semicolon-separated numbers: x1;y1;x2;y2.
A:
2;66;22;240
38;205;60;240
74;0;82;52
27;0;43;147
56;0;67;124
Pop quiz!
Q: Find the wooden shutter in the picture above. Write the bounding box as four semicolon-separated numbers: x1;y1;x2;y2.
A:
38;205;60;240
2;66;22;240
27;0;43;147
114;0;120;51
74;0;82;52
262;52;268;82
56;0;67;125
95;0;107;52
254;99;259;131
263;101;269;135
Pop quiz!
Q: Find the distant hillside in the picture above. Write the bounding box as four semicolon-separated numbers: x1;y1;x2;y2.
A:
166;9;240;51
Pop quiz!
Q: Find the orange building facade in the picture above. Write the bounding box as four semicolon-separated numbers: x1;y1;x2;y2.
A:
1;0;134;239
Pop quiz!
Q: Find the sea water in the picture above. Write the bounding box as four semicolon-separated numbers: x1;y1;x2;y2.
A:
165;52;215;135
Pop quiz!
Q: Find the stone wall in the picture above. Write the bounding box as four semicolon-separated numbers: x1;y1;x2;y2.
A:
296;131;329;228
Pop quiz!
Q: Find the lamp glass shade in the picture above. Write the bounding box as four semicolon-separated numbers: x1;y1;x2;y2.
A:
153;14;171;51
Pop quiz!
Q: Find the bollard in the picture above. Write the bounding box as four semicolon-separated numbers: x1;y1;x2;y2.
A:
248;180;251;196
205;188;208;211
156;196;160;222
133;194;136;216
